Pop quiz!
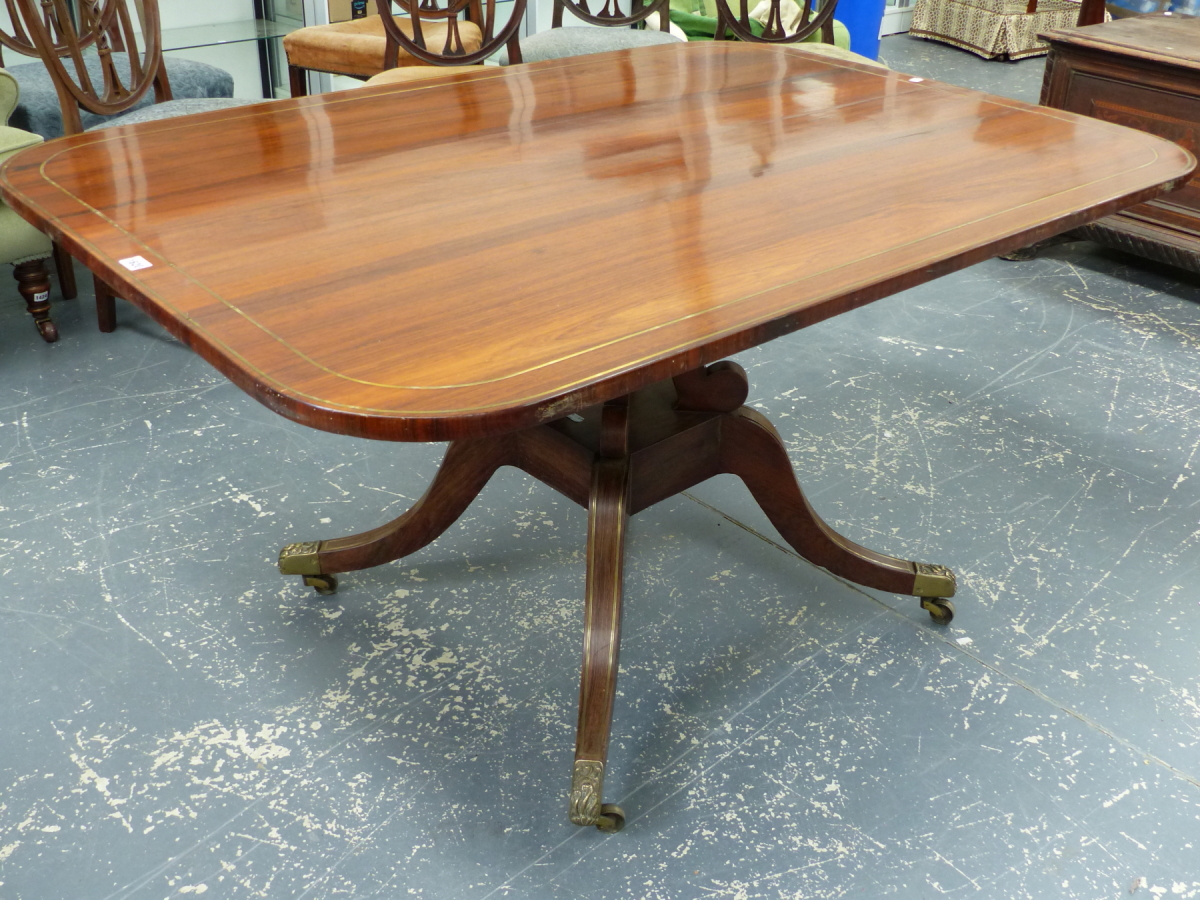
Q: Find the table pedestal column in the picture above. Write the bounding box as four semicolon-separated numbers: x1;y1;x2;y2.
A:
278;361;957;830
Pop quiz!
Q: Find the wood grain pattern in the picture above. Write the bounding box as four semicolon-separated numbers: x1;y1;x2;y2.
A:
1;42;1193;442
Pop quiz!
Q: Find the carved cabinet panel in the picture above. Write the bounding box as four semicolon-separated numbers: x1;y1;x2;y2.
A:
1041;14;1200;269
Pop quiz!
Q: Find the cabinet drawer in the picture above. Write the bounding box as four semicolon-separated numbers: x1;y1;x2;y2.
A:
1062;72;1200;231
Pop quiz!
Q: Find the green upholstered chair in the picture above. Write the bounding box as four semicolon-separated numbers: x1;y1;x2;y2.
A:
694;0;886;68
0;67;75;343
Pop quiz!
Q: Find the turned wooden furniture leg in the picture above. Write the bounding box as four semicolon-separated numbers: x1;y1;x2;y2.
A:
13;258;57;343
94;274;116;332
278;435;519;594
52;242;77;300
718;408;956;623
570;397;630;834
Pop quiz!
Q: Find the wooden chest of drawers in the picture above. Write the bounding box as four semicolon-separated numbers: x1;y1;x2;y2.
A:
1041;14;1200;271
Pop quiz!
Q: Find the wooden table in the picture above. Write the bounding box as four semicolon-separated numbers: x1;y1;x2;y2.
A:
1039;13;1200;272
2;42;1191;832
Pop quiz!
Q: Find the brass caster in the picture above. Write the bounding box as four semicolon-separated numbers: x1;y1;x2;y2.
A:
920;597;955;626
36;319;59;343
596;804;625;833
303;573;338;596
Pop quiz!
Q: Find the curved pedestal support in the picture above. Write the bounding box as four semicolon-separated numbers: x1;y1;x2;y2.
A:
569;401;630;833
719;408;937;596
279;436;518;577
277;362;957;829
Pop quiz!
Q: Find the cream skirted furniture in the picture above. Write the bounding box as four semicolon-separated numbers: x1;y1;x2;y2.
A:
284;12;485;95
0;67;73;343
909;0;1098;59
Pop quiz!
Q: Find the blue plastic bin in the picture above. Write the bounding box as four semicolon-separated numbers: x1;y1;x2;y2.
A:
836;0;887;60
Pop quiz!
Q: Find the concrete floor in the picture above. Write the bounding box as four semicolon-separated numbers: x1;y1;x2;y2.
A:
3;34;1200;900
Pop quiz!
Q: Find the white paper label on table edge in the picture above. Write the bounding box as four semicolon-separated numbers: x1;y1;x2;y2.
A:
119;256;152;271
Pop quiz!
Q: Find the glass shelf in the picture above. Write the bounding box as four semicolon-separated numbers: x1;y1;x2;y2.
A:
161;19;298;52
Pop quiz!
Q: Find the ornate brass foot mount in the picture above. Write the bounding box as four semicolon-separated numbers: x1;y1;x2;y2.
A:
569;760;625;833
914;562;956;625
279;541;338;596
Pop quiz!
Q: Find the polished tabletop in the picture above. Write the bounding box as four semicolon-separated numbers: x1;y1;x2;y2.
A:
2;43;1192;441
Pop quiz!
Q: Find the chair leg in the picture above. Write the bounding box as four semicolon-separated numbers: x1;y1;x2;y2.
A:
14;258;57;343
94;274;117;332
52;241;77;300
289;65;309;98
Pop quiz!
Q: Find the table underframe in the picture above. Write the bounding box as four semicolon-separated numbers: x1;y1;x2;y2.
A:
277;362;958;831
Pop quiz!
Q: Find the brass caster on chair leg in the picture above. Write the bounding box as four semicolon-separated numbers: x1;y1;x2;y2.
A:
303;573;338;596
920;596;955;625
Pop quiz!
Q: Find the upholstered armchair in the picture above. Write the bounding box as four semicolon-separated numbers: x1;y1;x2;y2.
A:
0;67;72;342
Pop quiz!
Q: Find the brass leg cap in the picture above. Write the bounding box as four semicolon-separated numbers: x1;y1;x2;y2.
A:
569;760;604;826
279;541;322;576
912;562;956;599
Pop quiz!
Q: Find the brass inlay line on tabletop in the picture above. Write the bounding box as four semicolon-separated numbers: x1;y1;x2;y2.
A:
17;142;1169;416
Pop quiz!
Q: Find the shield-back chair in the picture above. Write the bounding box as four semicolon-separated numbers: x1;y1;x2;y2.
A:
12;0;256;332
